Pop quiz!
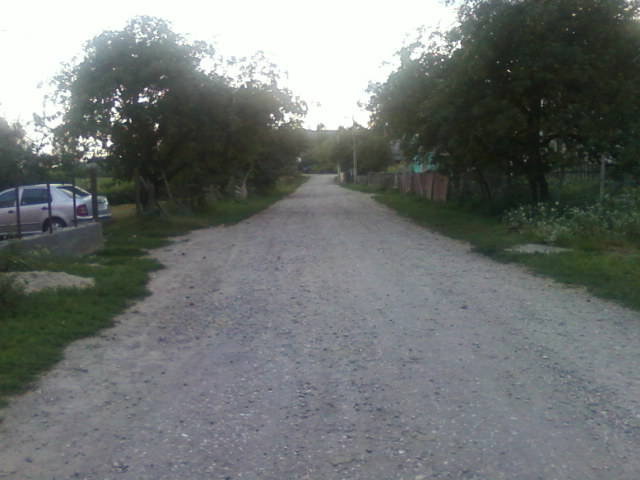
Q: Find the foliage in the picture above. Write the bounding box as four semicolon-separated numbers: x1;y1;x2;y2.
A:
356;132;393;174
94;178;136;205
343;183;640;311
0;117;28;187
55;16;307;213
504;188;640;246
0;116;58;189
368;0;640;202
300;126;392;175
346;184;529;252
300;129;337;173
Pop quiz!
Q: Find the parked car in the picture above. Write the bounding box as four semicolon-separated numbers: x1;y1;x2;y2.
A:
0;184;112;237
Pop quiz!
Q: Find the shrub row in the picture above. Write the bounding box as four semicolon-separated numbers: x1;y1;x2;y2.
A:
503;188;640;246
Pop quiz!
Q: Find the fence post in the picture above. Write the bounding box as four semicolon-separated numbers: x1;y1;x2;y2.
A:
46;183;53;233
90;167;99;221
71;175;78;227
599;156;606;202
431;172;437;201
14;186;22;239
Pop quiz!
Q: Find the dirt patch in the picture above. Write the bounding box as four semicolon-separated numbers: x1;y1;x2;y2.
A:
5;271;95;293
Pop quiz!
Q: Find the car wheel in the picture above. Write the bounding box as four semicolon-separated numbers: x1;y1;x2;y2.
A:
43;217;67;232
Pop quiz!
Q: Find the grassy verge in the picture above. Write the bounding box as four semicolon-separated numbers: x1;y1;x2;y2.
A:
0;176;307;409
345;184;640;311
103;178;307;254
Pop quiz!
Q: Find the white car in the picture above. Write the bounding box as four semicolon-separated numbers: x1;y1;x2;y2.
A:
0;184;112;237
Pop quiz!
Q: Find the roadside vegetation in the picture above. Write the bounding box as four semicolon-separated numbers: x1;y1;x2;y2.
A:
1;16;307;211
366;0;640;203
332;0;640;313
0;14;311;410
345;183;640;312
299;126;393;175
0;176;306;410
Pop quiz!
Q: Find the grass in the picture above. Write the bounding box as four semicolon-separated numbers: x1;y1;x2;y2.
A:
0;257;157;406
346;185;533;253
0;176;307;410
515;250;640;309
344;184;640;312
101;181;307;253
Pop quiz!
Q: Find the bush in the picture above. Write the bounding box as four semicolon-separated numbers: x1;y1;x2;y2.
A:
97;179;135;205
503;188;640;246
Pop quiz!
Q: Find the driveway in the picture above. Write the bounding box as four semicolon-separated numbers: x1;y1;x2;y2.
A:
1;174;640;479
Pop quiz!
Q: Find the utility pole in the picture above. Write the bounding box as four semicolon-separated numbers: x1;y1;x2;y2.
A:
352;119;358;184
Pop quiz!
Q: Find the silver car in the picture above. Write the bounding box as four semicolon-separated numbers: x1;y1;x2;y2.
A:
0;184;112;237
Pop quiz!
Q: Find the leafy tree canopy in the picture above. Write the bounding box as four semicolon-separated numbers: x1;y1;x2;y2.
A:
369;0;640;201
55;16;307;212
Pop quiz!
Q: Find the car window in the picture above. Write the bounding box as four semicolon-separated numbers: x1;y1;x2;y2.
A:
56;189;74;199
58;186;90;197
21;188;50;206
0;190;17;208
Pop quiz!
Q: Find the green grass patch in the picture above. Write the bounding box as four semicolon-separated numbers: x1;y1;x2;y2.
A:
511;250;640;310
0;176;307;410
345;185;532;254
344;184;640;311
102;177;307;252
0;257;158;406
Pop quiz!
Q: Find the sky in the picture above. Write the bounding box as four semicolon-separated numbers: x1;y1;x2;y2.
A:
0;0;456;134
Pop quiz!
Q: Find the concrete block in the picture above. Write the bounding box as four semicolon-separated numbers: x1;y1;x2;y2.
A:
0;222;104;257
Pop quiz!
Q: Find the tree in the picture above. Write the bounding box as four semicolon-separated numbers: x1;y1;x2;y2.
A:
55;17;213;211
0;117;28;187
221;53;307;196
369;0;640;202
56;18;307;211
0;116;53;188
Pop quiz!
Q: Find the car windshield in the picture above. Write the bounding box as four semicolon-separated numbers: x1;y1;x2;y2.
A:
57;186;91;198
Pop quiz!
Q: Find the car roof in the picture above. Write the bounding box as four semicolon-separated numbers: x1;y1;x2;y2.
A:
0;184;95;194
21;184;68;188
0;184;88;194
2;184;88;191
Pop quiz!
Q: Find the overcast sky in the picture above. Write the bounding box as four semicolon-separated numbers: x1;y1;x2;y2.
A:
0;0;455;132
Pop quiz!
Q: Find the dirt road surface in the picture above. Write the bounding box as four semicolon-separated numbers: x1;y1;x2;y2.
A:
2;174;640;480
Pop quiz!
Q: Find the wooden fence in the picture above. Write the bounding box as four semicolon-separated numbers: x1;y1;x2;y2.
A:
355;172;449;202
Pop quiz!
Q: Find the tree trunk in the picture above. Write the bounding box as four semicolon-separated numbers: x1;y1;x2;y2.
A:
235;164;254;200
527;170;550;203
161;170;174;203
134;168;143;216
527;96;550;203
137;175;162;214
475;168;493;201
235;171;250;200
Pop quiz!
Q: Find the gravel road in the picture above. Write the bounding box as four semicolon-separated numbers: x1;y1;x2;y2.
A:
2;174;640;480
